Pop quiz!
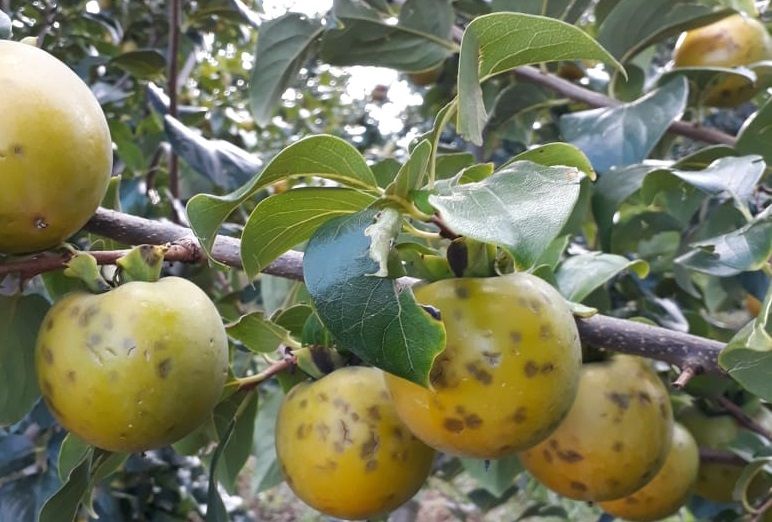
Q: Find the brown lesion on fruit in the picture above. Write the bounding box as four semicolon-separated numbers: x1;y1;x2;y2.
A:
612;441;624;452
315;422;331;441
298;399;308;409
66;370;77;383
443;417;464;433
156;358;172;378
11;144;23;156
338;419;353;448
317;392;329;402
68;305;81;318
556;448;584;463
637;391;652;404
511;407;527;424
365;459;378;472
570;481;588;492
464;413;483;429
540;362;555;374
42;380;54;397
539;324;552;340
659;401;669;419
33;215;48;230
465;361;492;385
332;397;351;413
481;351;501;367
122;338;136;356
454;285;470;299
367;405;381;421
392;426;404;440
607;392;630;410
543;449;553;463
430;353;458;388
79;305;99;327
510;331;522;344
41;345;53;364
350;412;360;422
523;360;539;378
45;318;54;331
296;423;312;440
360;431;379;459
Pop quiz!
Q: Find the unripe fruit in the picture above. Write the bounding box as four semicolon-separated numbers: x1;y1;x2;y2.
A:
36;277;229;452
673;14;772;107
519;355;674;501
275;367;435;520
600;423;699;522
386;273;582;458
0;40;112;253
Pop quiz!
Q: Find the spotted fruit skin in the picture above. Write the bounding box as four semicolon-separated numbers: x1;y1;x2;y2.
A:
385;273;581;459
275;367;435;520
599;423;699;521
0;40;112;253
679;404;772;503
673;14;772;107
35;277;229;453
519;355;674;501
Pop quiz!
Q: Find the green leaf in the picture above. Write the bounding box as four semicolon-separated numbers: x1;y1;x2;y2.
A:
676;211;772;277
249;13;323;126
385;140;432;198
429;161;583;268
303;208;446;386
63;252;110;293
457;13;623;144
38;451;91;522
372;158;402;188
0;10;11;39
57;434;90;483
461;455;522;498
737;97;772;165
560;77;688;173
212;389;259;493
0;294;48;425
205;422;234;522
272;304;313;338
187;135;378;258
506;142;595;179
226;312;295;353
485;83;549;134
164;114;258;190
110;49;166;79
320;0;455;72
241;187;375;279
597;0;732;62
251;387;285;493
555;252;650;303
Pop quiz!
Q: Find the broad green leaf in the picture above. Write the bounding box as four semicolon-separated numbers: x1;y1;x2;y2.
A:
57;435;89;483
592;164;655;249
272;305;314;338
506;142;595;179
110;49;166;79
303;208;446;385
555;252;649;303
63;252;110;293
429;161;583;268
251;387;284;493
165;115;259;190
491;0;592;22
213;389;258;493
320;0;455;72
737;97;772;165
0;294;48;425
385;140;432;198
0;10;11;39
38;451;92;522
241;187;375;279
435;153;476;180
226;312;295;353
249;13;324;126
372;158;402;188
461;455;522;498
676;211;772;277
485;83;549;134
186;135;378;257
597;0;732;62
457;13;623;144
560;77;688;173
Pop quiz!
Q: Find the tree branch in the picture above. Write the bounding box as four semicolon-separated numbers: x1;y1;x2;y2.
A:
23;208;725;374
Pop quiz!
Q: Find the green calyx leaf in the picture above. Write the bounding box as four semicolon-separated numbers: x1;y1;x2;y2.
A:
115;244;166;283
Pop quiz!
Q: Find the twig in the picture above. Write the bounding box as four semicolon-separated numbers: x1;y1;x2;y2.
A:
673;365;700;389
236;352;297;391
752;495;772;522
716;397;772;440
167;0;181;202
698;447;747;466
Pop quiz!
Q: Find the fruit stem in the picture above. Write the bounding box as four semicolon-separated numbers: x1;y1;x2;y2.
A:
672;365;699;389
236;352;297;391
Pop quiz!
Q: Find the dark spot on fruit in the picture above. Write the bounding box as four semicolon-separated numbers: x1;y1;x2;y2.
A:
42;380;53;397
512;407;527;424
523;360;539;378
33;215;48;229
122;338;136;356
637;391;651;404
510;331;522;344
367;405;381;421
659;401;668;418
317;392;329;402
549;439;559;450
612;441;623;452
333;397;350;412
12;144;23;155
45;318;54;331
464;414;483;429
465;362;492;385
570;481;587;492
455;285;469;299
541;362;555;374
393;427;404;439
360;431;379;459
79;305;99;327
41;345;53;364
299;399;307;409
607;392;630;410
556;449;584;463
539;324;552;340
157;358;172;378
296;424;306;439
528;299;542;312
455;405;466;415
69;305;81;318
365;459;378;472
350;412;360;421
443;418;464;433
86;334;102;348
430;354;456;388
543;449;553;463
482;351;501;366
316;423;330;441
339;420;353;446
66;370;76;383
